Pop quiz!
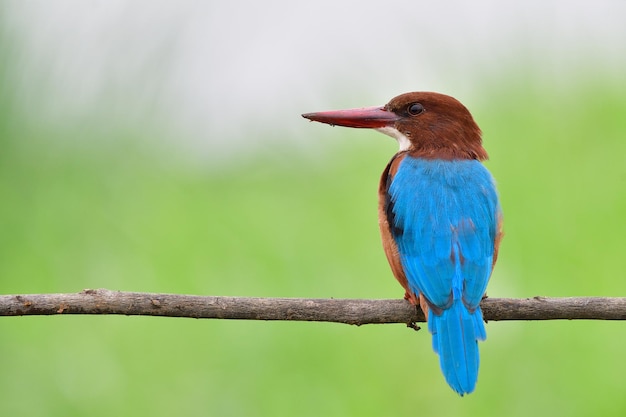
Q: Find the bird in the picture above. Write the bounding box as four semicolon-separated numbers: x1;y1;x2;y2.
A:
302;92;503;396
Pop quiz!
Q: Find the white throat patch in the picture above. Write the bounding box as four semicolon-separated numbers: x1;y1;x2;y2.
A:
375;126;411;152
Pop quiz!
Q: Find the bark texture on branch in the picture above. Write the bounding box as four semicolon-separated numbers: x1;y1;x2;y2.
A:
1;289;625;324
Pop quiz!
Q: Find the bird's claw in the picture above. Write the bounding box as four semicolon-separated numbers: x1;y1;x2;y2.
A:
406;322;421;332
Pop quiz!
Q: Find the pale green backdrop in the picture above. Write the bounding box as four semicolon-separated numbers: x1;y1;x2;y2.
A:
1;2;626;416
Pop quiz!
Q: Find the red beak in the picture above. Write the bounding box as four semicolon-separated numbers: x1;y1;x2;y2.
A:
302;106;400;128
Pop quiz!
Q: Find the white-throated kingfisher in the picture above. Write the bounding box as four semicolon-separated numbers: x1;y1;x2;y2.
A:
302;92;503;396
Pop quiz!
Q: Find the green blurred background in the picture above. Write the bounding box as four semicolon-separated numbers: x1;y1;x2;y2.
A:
2;2;626;416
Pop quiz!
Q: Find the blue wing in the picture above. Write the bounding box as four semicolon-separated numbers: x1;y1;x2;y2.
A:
387;157;500;395
387;157;500;310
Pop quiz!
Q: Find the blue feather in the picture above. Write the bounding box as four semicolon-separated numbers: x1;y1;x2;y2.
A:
388;157;500;395
429;298;485;395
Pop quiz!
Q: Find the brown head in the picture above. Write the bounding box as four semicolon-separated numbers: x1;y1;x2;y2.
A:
302;92;487;160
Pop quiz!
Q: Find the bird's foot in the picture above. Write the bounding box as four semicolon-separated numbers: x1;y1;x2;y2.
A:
406;322;421;332
404;291;420;306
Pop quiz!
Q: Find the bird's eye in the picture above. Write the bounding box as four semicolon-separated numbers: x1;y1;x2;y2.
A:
407;103;424;116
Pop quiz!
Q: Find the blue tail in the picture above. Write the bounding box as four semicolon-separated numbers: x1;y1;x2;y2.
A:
428;300;486;396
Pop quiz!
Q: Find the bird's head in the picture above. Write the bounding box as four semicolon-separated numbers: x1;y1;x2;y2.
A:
302;92;487;160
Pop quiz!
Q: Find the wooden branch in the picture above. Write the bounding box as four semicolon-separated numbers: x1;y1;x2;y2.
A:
1;289;625;325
